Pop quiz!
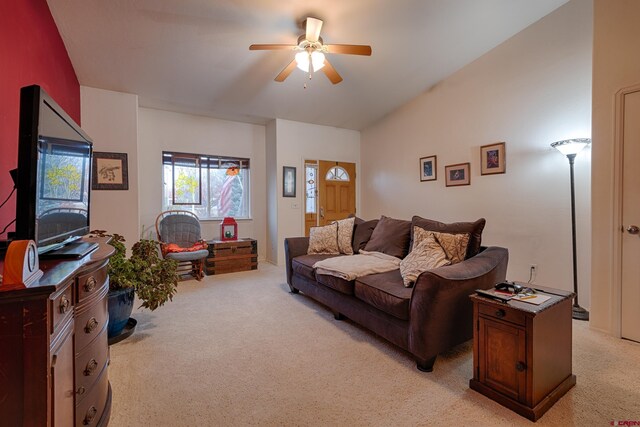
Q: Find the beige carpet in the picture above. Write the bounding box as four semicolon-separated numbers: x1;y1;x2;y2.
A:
108;264;640;426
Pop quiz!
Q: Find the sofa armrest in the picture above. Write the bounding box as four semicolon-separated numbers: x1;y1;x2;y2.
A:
408;246;509;360
284;237;310;286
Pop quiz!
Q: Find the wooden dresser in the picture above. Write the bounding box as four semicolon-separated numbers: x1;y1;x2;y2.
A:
469;286;576;421
0;237;113;427
205;238;257;275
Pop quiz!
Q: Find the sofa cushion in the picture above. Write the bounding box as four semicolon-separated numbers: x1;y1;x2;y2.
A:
400;228;451;287
411;216;486;259
292;254;341;281
316;274;355;295
308;223;340;254
352;217;379;254
334;217;356;255
433;231;470;264
363;216;412;259
354;269;412;320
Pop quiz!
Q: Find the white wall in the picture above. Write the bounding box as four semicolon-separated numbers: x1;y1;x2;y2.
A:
591;0;640;333
137;108;267;261
361;0;593;304
271;119;361;265
81;86;140;246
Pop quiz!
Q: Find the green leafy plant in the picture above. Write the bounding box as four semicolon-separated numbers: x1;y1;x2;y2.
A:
90;230;179;311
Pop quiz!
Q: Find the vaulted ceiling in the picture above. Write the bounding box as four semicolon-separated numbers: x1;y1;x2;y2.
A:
47;0;568;130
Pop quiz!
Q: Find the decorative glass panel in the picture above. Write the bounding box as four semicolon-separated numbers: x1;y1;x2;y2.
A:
305;165;317;214
326;166;350;181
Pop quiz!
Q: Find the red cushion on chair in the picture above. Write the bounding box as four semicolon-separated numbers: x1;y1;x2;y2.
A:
163;240;209;254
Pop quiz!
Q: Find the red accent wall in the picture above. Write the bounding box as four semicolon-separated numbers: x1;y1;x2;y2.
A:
0;0;80;237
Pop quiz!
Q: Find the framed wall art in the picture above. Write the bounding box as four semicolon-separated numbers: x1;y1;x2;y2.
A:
92;152;129;190
445;162;471;187
480;142;506;175
283;166;296;197
419;155;437;182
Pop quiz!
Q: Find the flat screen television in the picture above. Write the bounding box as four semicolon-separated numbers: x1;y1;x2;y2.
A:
15;85;95;257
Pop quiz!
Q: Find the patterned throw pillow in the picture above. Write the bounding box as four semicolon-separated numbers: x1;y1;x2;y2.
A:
333;217;355;255
307;223;340;254
433;231;470;264
400;228;450;287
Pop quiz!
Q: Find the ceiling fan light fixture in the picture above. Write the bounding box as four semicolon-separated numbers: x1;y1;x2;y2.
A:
311;51;325;72
295;51;310;72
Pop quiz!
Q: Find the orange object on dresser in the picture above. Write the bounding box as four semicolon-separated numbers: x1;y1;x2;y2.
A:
220;217;238;241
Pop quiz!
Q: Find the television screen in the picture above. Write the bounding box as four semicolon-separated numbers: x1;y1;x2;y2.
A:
15;85;93;254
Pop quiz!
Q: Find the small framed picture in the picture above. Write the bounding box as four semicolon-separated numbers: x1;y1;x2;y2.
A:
480;142;506;175
283;166;296;198
419;155;437;182
445;162;471;187
92;152;129;190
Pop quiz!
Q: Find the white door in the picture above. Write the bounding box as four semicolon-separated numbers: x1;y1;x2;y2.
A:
621;88;640;343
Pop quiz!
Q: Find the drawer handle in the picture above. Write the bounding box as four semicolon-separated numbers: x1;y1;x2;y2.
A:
77;386;86;395
59;295;70;314
516;361;527;372
84;358;98;376
83;406;97;425
84;277;97;292
85;317;99;334
232;246;237;253
495;309;506;318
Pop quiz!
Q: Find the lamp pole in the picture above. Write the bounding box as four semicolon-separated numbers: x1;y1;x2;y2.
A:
551;138;590;321
567;153;588;320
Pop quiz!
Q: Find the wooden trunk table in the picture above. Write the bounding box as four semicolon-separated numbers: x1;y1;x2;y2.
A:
205;238;257;275
469;285;576;422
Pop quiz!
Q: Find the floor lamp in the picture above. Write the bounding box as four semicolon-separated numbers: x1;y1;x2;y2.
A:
551;138;591;320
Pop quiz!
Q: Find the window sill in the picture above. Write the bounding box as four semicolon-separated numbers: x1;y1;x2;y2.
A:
200;218;253;222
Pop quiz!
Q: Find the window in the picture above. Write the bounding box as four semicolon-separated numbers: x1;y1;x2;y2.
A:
325;166;350;181
162;151;250;220
305;164;317;214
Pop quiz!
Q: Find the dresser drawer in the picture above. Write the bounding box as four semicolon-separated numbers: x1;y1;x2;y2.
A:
77;261;108;304
75;296;108;352
75;363;109;427
75;323;109;402
479;303;526;326
50;281;74;335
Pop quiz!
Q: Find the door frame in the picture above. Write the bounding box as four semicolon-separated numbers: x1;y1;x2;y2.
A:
611;83;640;338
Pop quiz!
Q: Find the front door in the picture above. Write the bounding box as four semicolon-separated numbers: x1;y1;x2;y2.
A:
317;161;356;227
621;87;640;343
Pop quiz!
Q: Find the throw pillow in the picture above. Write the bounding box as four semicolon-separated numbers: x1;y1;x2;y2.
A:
363;215;412;259
432;231;470;264
400;230;450;287
411;216;486;259
351;217;379;254
307;223;340;255
333;217;356;255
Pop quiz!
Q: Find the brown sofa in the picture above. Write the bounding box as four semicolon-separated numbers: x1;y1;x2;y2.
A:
284;216;509;372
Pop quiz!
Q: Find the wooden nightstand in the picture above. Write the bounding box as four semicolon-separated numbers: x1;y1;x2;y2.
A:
469;285;576;421
205;238;257;275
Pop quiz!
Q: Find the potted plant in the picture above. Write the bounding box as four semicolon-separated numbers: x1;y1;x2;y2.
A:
90;231;179;343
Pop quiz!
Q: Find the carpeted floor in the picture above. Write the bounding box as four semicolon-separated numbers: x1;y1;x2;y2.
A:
108;263;640;426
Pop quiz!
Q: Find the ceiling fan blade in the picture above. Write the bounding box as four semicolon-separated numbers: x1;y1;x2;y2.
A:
250;44;295;51
325;44;372;56
322;59;343;84
305;17;323;42
274;59;297;82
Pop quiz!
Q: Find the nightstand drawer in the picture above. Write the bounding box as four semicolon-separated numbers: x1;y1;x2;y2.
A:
479;303;526;326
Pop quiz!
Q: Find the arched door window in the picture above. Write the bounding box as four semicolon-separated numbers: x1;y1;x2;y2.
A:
325;166;350;181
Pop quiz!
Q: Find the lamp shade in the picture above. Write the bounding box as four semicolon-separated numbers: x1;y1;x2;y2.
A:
295;50;325;73
550;138;591;156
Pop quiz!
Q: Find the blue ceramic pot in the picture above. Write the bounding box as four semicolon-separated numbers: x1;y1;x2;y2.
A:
108;287;135;339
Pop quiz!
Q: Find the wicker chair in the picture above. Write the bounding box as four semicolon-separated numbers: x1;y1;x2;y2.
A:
155;210;209;281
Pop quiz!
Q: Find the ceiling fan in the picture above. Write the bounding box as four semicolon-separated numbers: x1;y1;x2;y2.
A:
249;17;372;84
